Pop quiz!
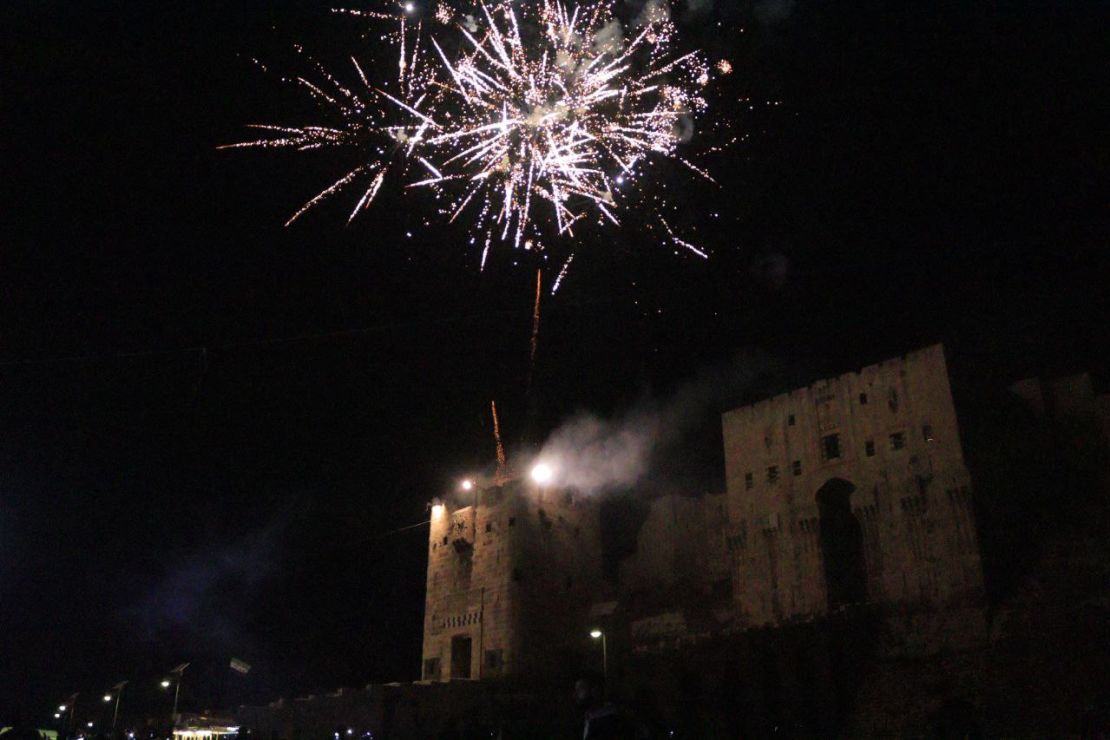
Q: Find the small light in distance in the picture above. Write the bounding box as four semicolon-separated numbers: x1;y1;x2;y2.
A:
58;706;66;713
161;679;171;688
589;628;603;639
87;722;94;728
460;479;473;491
54;714;60;719
403;2;415;12
103;694;112;702
531;463;553;485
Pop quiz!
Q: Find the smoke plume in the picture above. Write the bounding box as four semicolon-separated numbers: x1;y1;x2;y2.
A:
684;0;714;18
632;0;672;28
534;352;778;496
593;19;626;55
128;507;294;642
754;0;796;25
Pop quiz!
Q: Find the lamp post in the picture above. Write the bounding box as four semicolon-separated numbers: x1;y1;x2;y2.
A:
161;663;189;727
106;681;127;735
589;629;607;687
59;694;78;737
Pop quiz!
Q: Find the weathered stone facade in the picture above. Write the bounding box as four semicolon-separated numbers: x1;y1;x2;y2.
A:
423;344;987;679
721;343;984;625
619;493;730;599
421;477;604;681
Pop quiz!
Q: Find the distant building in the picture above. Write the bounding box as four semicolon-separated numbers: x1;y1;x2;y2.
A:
720;343;984;625
1009;371;1110;472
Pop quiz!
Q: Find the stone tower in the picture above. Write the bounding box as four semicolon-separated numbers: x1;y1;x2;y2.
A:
421;475;604;681
721;344;984;625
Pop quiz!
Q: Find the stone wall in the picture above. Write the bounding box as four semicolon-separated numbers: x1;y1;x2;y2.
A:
422;477;603;681
721;344;984;626
618;493;728;595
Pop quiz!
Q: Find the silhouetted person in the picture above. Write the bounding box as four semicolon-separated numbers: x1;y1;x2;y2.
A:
575;671;640;739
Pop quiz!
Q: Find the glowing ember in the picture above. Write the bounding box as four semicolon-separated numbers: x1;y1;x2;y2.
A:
223;0;716;275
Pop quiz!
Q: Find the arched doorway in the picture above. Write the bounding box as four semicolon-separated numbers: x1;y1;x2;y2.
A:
816;478;867;610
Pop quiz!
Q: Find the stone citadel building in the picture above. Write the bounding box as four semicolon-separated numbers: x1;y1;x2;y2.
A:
239;345;1109;736
721;342;983;625
422;478;604;681
422;344;985;680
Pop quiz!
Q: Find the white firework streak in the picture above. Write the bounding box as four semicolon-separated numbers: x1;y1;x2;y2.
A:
224;0;717;266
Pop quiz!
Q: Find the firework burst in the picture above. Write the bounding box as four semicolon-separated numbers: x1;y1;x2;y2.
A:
223;0;721;284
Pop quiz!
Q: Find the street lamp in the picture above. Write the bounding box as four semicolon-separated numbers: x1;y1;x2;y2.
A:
589;628;607;686
161;663;189;725
59;694;78;735
106;681;128;733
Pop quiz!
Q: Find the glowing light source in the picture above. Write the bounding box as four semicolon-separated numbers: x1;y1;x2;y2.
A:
103;694;112;702
161;679;171;688
58;706;66;713
54;714;61;719
531;463;554;485
431;503;445;518
589;628;603;639
403;2;415;12
460;479;473;491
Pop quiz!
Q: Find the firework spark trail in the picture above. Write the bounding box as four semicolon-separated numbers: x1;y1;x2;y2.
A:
528;268;543;378
551;253;575;294
225;0;723;274
491;399;507;476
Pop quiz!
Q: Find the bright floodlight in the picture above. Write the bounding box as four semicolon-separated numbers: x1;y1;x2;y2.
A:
460;479;473;491
531;463;553;485
404;2;415;12
58;705;66;712
54;714;60;719
87;722;94;728
589;629;603;639
161;679;171;688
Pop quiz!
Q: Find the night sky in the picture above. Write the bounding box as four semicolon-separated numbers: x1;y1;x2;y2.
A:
2;0;1107;725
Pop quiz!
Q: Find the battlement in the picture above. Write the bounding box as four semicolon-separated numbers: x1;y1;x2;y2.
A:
422;478;603;681
720;343;983;625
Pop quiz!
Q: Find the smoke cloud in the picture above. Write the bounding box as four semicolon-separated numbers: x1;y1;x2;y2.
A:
128;508;294;642
684;0;714;18
533;352;778;496
754;0;796;25
673;114;696;143
593;19;626;55
632;0;672;28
